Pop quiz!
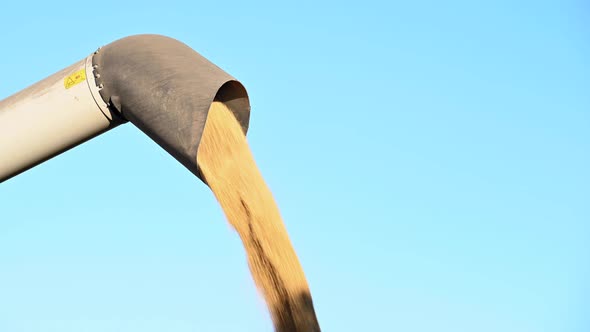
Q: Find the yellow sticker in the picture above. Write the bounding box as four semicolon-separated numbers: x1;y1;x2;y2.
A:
64;69;87;89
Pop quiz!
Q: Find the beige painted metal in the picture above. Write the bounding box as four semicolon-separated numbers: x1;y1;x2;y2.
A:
0;55;114;182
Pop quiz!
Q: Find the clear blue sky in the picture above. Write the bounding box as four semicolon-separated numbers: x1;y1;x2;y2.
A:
0;1;588;331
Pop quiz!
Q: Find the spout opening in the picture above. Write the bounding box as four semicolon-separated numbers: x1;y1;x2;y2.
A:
213;80;251;136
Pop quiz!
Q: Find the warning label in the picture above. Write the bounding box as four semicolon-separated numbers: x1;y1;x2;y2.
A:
64;69;87;89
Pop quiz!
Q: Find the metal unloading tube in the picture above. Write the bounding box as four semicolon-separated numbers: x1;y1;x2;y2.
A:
0;34;250;183
0;55;118;181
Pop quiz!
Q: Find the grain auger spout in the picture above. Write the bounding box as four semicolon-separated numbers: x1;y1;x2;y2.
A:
0;34;250;182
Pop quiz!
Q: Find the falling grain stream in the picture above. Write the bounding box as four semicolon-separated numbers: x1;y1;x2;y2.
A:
197;101;321;332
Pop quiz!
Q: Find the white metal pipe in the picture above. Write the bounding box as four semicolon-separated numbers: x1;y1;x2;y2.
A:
0;55;117;182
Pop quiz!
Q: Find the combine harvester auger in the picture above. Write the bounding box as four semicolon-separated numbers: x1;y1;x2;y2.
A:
0;34;250;182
